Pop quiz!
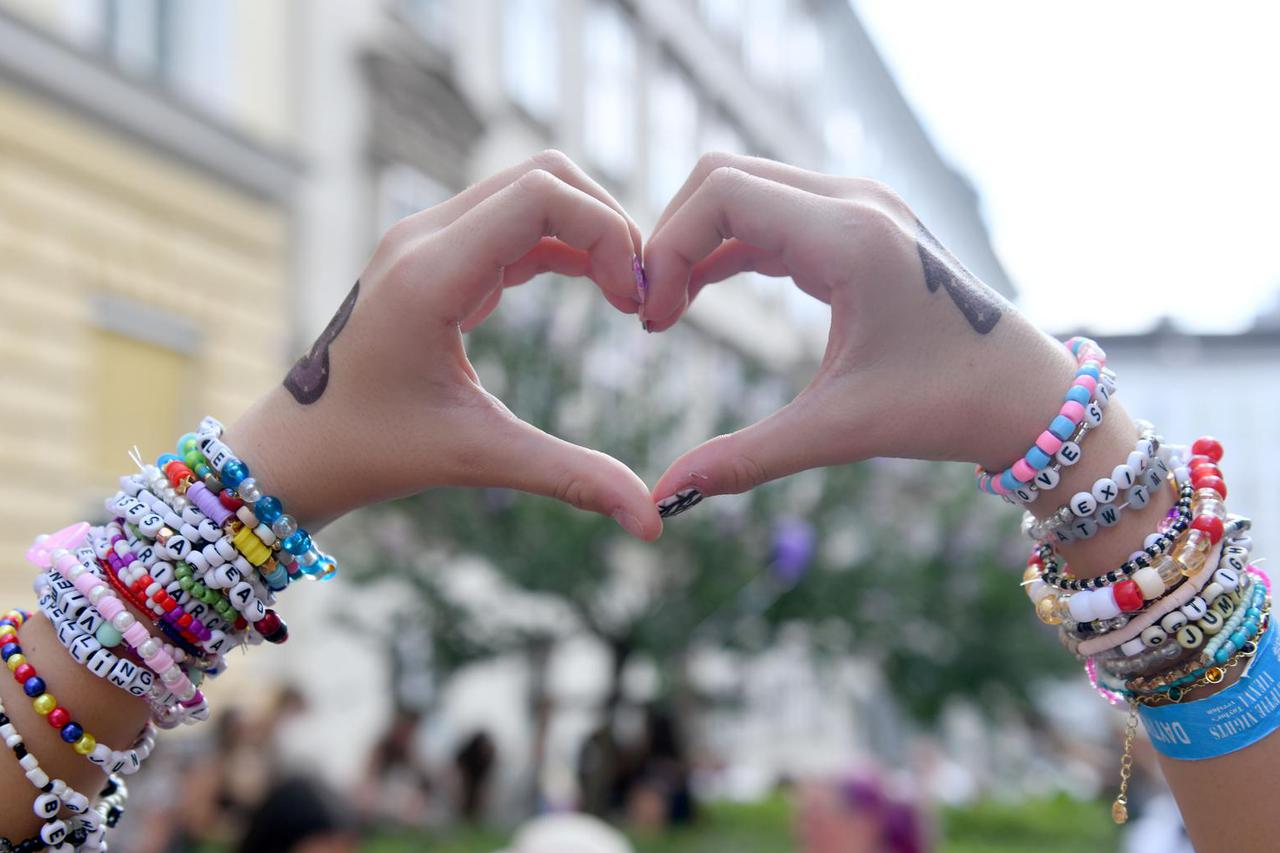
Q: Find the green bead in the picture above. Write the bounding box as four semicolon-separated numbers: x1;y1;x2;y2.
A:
178;577;193;591
178;433;199;453
184;450;203;469
95;623;122;647
176;563;191;578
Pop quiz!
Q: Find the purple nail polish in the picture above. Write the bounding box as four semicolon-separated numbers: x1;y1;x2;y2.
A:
657;488;703;519
633;256;648;304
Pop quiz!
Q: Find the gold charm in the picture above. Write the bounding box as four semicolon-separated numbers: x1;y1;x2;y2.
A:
1113;700;1139;825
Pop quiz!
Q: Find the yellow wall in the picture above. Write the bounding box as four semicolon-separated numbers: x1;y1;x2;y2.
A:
0;84;289;602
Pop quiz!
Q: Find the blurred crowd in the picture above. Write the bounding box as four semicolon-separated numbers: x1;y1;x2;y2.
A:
111;686;931;853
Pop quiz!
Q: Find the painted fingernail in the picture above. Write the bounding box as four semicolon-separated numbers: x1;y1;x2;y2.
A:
642;319;652;333
612;509;646;539
656;488;704;519
632;256;648;305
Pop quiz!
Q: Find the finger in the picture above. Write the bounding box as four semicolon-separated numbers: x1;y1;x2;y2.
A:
460;408;663;541
418;150;643;258
459;240;637;331
651;382;857;514
644;167;839;331
427;169;640;321
685;239;795;308
651;152;858;239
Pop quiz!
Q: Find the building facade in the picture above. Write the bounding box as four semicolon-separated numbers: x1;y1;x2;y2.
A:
0;3;296;609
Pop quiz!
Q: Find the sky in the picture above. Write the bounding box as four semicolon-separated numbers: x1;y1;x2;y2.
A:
853;1;1280;335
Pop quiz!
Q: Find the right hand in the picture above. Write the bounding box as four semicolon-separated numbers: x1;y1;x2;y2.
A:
641;153;1078;512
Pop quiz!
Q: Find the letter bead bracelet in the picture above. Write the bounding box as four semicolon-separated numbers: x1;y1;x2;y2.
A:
977;336;1112;499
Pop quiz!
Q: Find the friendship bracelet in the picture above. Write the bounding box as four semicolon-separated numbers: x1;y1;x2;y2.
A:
976;336;1110;498
0;690;122;851
194;417;338;582
1025;427;1164;542
1;614;152;775
1073;533;1238;657
1098;569;1254;677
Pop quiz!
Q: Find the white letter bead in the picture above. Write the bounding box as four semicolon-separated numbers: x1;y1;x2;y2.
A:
1214;568;1241;592
1112;464;1135;490
1160;610;1189;633
1127;485;1150;509
1092;589;1121;620
229;581;254;608
1056;441;1082;466
1070;492;1098;518
1133;567;1164;599
1083;402;1104;427
40;820;67;846
1140;625;1168;647
1202;582;1225;603
1032;467;1060;491
34;792;61;818
1127;450;1147;474
1091;478;1119;504
1120;637;1146;656
245;597;267;622
1182;597;1209;620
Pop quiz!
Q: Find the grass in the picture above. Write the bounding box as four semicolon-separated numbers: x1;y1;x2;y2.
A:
360;793;1118;853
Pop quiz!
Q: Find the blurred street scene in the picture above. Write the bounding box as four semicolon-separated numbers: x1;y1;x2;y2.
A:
0;1;1275;851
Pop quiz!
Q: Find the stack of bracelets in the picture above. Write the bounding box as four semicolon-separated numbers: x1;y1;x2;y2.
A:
976;336;1272;825
4;417;337;851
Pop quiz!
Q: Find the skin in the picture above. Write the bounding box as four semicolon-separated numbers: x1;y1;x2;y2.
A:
0;152;1265;850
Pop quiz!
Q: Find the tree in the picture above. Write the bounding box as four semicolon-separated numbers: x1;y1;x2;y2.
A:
339;280;1072;809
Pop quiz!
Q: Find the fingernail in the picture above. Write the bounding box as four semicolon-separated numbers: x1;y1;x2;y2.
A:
632;256;648;305
656;488;704;519
642;319;652;333
612;509;646;539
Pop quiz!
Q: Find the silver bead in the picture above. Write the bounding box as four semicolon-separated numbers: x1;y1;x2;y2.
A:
237;478;263;503
271;515;298;539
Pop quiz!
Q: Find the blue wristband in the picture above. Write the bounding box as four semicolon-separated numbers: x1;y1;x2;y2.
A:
1140;617;1280;760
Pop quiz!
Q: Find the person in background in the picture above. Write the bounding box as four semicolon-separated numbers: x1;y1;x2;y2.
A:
359;708;436;828
796;776;928;853
236;776;358;853
497;812;634;853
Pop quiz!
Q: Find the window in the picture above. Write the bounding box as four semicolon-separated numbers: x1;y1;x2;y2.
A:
582;2;637;179
502;0;560;122
647;61;699;208
90;330;190;493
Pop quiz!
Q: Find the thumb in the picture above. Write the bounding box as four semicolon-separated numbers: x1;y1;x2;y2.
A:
652;385;857;518
460;410;663;541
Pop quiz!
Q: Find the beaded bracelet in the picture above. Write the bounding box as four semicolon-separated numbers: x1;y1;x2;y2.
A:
1099;569;1254;676
1072;528;1247;657
1024;427;1164;542
0;692;123;851
35;578;162;706
977;336;1110;497
40;543;204;715
0;616;152;775
118;469;288;643
194;417;338;582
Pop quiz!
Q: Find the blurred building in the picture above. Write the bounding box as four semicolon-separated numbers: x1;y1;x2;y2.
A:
0;2;296;606
0;0;1016;814
1095;323;1280;560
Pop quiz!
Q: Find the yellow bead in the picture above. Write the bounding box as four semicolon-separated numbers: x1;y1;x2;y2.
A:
3;610;23;625
32;693;55;715
1036;594;1064;625
232;526;271;566
73;734;96;755
6;653;25;671
0;625;16;639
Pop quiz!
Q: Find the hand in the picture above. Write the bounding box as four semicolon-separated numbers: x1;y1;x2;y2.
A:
224;151;663;540
641;153;1079;512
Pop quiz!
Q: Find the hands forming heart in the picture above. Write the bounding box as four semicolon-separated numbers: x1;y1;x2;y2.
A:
225;150;1079;538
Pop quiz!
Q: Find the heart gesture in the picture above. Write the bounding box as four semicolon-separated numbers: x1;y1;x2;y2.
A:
227;150;1083;536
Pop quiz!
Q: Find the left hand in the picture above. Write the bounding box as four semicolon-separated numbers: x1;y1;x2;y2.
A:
224;151;663;539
